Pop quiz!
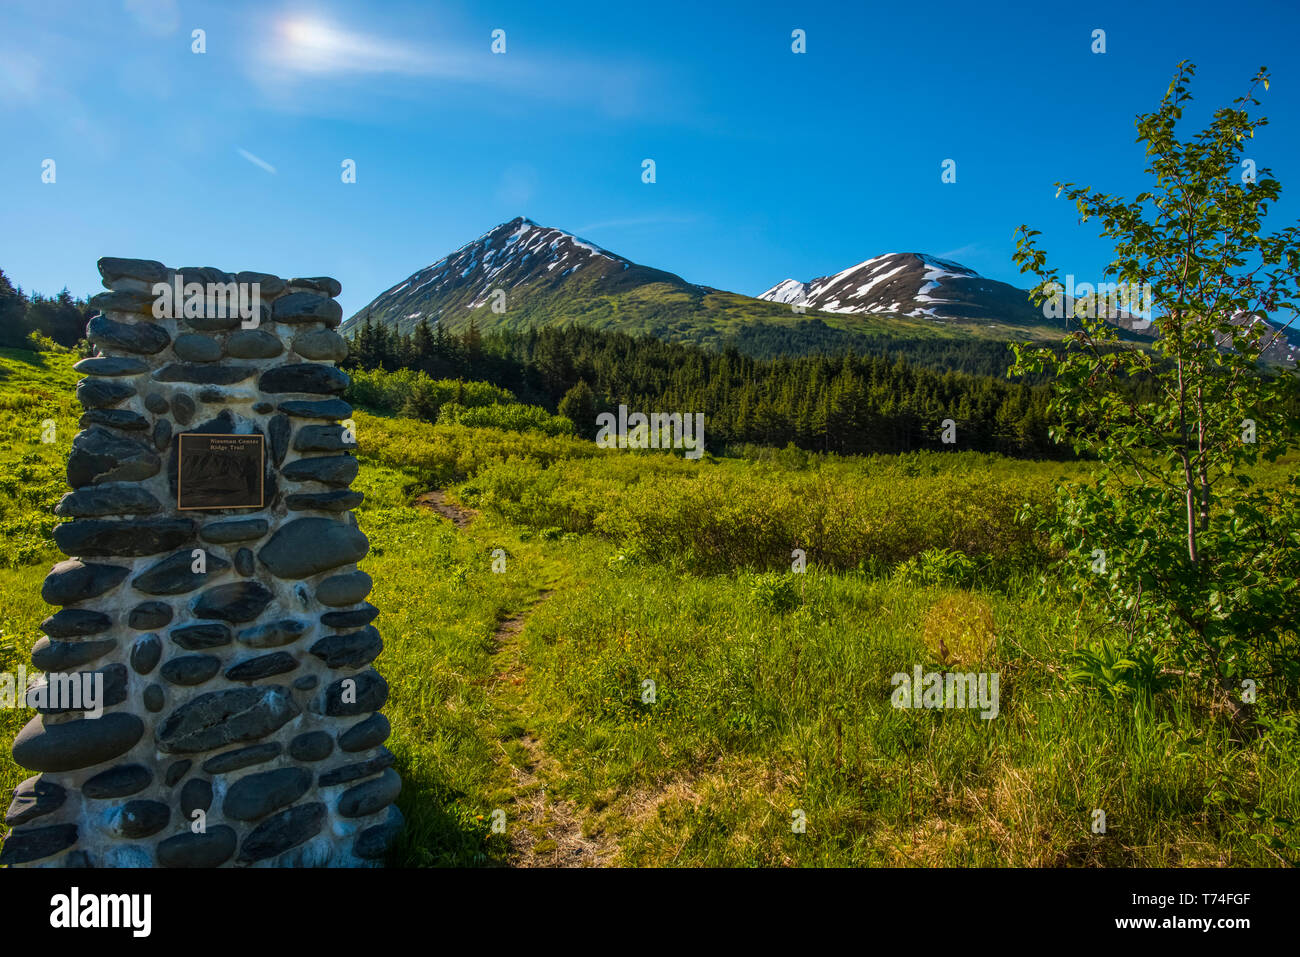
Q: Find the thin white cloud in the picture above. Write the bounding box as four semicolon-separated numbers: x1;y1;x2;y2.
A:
0;41;115;156
496;164;539;208
936;243;984;262
245;12;673;119
237;148;277;174
267;16;498;80
0;46;42;100
124;0;180;37
278;17;437;75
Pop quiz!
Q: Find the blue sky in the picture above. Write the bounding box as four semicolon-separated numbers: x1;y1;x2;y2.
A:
2;0;1298;319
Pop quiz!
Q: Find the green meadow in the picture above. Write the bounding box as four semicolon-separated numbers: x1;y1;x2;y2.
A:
1;348;1297;866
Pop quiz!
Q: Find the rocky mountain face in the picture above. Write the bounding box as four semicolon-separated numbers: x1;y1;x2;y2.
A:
758;252;1043;327
344;217;701;337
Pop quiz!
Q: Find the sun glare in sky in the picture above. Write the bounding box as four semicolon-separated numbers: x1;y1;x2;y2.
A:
276;15;430;75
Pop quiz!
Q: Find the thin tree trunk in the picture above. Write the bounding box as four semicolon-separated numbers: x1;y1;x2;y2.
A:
1174;322;1199;563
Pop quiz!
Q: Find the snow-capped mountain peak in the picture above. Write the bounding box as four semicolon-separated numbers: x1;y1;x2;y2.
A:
758;278;808;305
345;217;646;330
757;251;1036;324
344;217;696;335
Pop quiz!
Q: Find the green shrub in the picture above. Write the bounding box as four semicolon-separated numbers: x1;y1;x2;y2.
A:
894;547;979;587
463;451;1057;574
437;401;574;437
346;367;515;418
749;573;801;612
1066;637;1176;704
354;411;596;489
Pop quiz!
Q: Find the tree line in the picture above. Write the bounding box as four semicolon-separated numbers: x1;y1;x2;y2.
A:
720;318;1036;376
344;317;1072;457
0;268;95;349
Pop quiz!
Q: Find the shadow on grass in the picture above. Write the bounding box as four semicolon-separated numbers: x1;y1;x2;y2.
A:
0;348;50;378
387;759;510;868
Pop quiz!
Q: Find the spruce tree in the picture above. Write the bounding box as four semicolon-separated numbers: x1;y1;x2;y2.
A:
558;380;598;438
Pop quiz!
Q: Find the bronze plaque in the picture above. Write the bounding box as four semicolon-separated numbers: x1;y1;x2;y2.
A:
177;433;265;510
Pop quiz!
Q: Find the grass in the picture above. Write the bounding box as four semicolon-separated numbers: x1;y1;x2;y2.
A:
0;348;80;569
351;404;1300;866
513;563;1299;865
2;346;1297;867
0;348;82;814
351;461;538;865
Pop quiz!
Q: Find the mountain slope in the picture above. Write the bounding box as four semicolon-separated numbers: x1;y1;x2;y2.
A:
760;253;1297;365
758;252;1045;327
345;219;1093;358
347;218;704;338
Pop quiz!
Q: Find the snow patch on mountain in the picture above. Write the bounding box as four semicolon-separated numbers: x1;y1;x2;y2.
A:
758;278;808;305
758;251;1041;326
345;217;667;334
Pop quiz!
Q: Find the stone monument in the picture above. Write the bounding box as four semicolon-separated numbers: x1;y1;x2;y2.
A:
1;258;403;867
